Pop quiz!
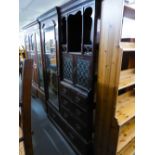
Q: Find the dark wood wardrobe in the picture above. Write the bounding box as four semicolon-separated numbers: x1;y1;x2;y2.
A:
23;0;135;155
23;21;45;102
38;1;98;154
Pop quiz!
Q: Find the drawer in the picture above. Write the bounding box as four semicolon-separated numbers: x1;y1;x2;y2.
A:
60;81;89;110
48;106;92;155
60;95;91;123
60;105;92;141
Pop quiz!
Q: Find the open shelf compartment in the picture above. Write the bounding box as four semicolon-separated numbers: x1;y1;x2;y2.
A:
116;118;135;153
115;90;135;126
120;42;135;52
117;138;135;155
118;69;135;90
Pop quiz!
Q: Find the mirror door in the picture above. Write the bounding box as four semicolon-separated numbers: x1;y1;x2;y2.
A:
44;26;59;110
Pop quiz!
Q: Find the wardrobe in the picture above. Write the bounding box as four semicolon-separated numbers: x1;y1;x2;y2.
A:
23;0;135;155
23;21;45;102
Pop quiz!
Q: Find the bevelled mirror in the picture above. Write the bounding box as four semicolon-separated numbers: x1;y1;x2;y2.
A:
36;31;44;90
44;27;59;110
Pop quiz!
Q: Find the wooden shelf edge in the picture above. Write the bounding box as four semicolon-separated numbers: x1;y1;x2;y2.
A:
120;42;135;52
115;90;135;126
118;69;135;90
117;118;135;152
117;138;135;155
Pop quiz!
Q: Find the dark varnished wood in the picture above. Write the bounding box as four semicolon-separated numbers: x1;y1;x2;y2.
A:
58;1;98;154
48;104;93;155
23;21;45;103
38;7;60;111
22;0;100;155
20;59;33;155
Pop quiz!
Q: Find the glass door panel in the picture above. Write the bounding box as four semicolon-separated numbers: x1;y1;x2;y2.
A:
44;28;59;110
36;32;44;90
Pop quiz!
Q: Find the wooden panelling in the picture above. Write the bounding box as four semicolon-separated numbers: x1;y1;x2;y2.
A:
48;105;93;155
60;95;89;122
95;0;135;155
95;0;124;154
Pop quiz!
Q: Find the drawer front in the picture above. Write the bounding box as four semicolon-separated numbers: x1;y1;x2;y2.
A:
48;106;91;155
60;82;89;110
60;95;90;123
60;105;91;141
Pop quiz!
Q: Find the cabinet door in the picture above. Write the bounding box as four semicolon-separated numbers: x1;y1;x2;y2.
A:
28;33;38;86
44;26;59;110
59;4;96;141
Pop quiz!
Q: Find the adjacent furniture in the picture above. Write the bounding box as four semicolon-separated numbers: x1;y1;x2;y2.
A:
23;0;135;154
95;0;135;154
23;22;45;102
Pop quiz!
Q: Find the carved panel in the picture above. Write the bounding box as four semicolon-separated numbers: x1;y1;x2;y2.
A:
83;44;93;54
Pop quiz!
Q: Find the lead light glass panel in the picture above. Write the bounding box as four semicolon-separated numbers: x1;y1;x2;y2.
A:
76;57;90;90
63;54;73;81
44;29;59;109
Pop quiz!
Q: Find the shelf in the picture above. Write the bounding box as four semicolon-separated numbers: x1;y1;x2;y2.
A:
117;118;135;152
117;138;135;155
118;69;135;90
120;42;135;52
115;90;135;126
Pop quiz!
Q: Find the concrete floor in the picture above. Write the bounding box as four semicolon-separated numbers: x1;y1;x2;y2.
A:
31;97;76;155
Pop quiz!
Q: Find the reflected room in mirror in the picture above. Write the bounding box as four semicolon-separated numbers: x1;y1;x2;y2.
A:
44;28;59;110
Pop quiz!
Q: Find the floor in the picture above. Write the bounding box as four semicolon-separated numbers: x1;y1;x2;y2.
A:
20;75;76;155
31;97;76;155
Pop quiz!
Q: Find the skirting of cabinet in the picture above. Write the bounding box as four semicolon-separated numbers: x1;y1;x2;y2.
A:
48;105;94;155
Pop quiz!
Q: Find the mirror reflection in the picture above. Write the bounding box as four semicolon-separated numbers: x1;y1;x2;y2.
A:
36;32;44;90
44;29;59;109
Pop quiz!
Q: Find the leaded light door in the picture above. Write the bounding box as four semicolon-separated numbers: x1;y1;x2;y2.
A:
59;2;96;142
